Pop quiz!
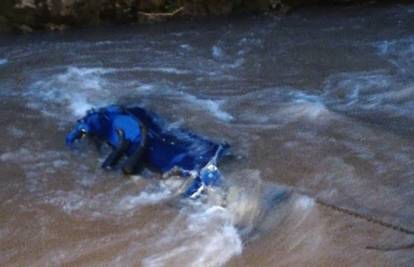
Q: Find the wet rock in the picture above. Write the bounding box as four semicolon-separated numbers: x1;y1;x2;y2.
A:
0;0;385;32
19;24;33;32
46;23;67;31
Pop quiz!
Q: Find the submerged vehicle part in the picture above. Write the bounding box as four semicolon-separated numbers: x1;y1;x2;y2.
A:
66;105;229;196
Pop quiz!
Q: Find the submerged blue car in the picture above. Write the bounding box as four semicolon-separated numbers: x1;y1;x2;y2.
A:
66;105;229;197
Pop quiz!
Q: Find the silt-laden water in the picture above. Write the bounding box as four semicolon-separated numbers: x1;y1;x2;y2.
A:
1;4;414;267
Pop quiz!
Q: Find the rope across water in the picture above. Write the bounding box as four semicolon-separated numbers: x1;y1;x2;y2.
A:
294;189;414;251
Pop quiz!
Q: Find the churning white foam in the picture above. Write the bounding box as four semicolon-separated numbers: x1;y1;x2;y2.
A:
374;40;395;56
27;64;233;123
27;66;114;118
137;83;156;92
143;204;242;267
182;93;234;122
278;92;329;122
44;175;243;267
321;70;414;120
211;45;245;69
28;65;192;118
135;83;234;123
228;88;330;125
127;66;191;75
7;126;25;138
118;183;176;209
373;35;414;75
295;195;315;210
68;94;95;117
180;44;192;50
212;46;224;59
0;148;33;162
322;71;393;109
281;101;329;121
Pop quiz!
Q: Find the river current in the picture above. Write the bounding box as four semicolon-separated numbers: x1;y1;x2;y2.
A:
1;4;414;267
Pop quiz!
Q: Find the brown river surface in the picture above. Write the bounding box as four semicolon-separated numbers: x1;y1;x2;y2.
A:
1;4;414;267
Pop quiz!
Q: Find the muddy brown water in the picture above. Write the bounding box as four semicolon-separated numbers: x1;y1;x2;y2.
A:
1;4;414;267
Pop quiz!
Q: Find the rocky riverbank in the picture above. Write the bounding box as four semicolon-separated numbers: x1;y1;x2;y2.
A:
0;0;403;32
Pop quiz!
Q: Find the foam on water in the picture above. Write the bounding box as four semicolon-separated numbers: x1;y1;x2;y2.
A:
118;182;177;209
137;84;156;92
138;170;317;267
143;203;242;267
228;87;331;125
322;70;414;124
26;66;114;118
44;175;187;218
130;66;190;75
135;83;234;123
2;6;414;267
13;56;239;134
211;43;245;70
68;94;95;117
182;94;234;122
122;190;171;207
375;40;395;56
279;95;330;122
41;174;244;267
180;44;192;50
212;45;224;59
7;126;25;138
0;148;33;162
295;195;315;210
317;36;414;126
25;65;191;119
26;64;231;123
119;173;263;267
323;71;392;102
373;35;414;76
45;189;117;217
322;71;392;109
1;147;70;194
224;58;245;69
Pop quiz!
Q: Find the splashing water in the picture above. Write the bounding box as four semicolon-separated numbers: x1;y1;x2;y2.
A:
1;4;414;267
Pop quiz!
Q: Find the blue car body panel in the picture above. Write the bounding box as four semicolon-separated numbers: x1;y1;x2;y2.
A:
66;105;229;197
127;106;223;173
